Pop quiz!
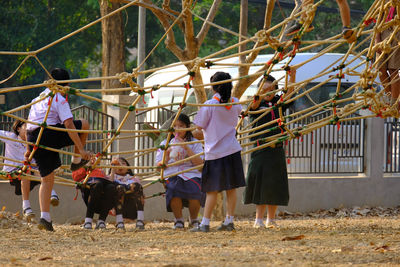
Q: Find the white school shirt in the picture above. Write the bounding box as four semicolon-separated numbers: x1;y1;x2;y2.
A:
27;88;73;131
155;138;203;181
0;131;29;172
193;93;242;160
114;173;141;185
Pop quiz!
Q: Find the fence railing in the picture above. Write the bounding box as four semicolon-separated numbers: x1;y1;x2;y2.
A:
384;118;400;173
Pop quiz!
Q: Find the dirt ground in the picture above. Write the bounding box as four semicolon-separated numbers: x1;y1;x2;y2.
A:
0;208;399;266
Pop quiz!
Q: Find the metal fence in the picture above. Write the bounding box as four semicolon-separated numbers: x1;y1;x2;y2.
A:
384;118;400;173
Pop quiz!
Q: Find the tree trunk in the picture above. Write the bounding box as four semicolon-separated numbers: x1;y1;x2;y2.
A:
99;0;125;94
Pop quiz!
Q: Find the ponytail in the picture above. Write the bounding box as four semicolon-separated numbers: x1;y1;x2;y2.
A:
210;72;232;103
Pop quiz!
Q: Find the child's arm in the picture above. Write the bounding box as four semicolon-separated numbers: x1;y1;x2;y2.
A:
175;136;203;166
64;118;90;160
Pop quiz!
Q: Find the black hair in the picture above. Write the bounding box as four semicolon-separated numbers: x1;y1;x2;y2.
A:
257;74;278;90
117;157;134;176
12;120;25;136
176;113;193;141
210;71;232;103
50;68;70;86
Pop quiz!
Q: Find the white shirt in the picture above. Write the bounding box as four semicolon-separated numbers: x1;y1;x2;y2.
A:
193;93;242;160
155;138;203;181
27;88;73;131
114;173;141;185
0;131;29;172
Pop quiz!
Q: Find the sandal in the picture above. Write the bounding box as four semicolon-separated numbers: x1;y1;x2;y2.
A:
136;220;145;230
82;222;92;230
50;195;60;207
173;221;184;229
115;221;125;231
95;221;106;230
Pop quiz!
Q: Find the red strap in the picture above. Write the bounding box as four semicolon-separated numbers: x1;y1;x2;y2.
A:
213;96;234;110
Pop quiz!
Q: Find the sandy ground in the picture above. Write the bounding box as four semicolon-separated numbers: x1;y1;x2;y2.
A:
0;208;399;266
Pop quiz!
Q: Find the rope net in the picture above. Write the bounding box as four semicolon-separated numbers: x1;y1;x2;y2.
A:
0;0;399;195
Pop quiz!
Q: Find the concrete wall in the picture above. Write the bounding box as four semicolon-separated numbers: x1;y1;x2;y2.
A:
1;114;399;223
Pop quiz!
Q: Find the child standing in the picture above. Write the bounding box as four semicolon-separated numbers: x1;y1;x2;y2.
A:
0;120;59;220
156;113;204;230
111;157;145;230
191;72;245;232
25;68;91;231
72;156;120;230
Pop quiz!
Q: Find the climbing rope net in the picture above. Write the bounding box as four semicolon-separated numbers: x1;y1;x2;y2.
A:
0;0;399;197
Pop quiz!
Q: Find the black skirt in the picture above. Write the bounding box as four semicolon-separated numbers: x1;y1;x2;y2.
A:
9;178;40;196
201;151;246;193
165;176;205;212
243;147;289;205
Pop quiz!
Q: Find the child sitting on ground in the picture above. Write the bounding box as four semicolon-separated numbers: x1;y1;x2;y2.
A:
72;155;123;230
111;157;145;230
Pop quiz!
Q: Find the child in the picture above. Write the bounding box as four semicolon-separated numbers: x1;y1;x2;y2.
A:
191;72;245;232
0;120;59;220
72;156;121;230
375;4;400;105
285;0;353;41
111;157;145;230
25;68;91;231
243;70;296;228
155;113;204;230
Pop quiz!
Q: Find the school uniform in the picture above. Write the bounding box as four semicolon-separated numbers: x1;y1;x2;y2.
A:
156;138;205;211
0;130;40;195
243;96;292;206
114;173;144;220
26;88;83;177
72;168;116;221
193;93;245;193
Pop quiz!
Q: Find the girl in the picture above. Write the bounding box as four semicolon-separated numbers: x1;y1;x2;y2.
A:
192;71;245;232
72;156;122;230
0;120;59;221
111;157;145;230
155;113;204;230
243;70;296;228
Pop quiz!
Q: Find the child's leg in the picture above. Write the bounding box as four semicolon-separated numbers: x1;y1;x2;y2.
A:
188;199;201;221
225;189;237;217
266;205;278;225
202;191;218;224
87;182;103;219
379;67;391;94
389;69;400;100
39;172;54;221
72;119;89;163
170;197;183;220
336;0;351;27
256;204;267;219
21;178;30;202
100;183;117;222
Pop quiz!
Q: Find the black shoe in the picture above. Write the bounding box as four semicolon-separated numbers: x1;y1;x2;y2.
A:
173;221;184;230
50;195;60;207
115;221;125;231
95;221;106;230
136;220;145;230
190;224;210;232
38;218;54;232
23;207;35;222
285;20;314;36
217;222;235;231
342;26;354;39
189;220;200;229
70;159;90;171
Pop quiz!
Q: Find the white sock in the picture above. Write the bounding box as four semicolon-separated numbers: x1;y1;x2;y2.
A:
116;214;124;223
255;218;264;225
200;217;210;226
175;217;184;223
72;156;81;164
85;217;93;224
51;190;57;197
266;218;275;225
22;200;31;210
137;210;144;221
41;212;51;222
223;215;234;225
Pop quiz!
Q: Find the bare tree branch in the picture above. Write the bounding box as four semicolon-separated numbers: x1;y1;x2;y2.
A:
196;0;223;44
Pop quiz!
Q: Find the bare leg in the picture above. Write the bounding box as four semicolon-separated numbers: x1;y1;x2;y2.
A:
267;205;278;220
379;67;391;94
203;191;218;219
389;69;400;100
256;204;267;220
336;0;351;27
170;197;183;219
188;199;201;221
21;179;30;201
74;119;89;155
225;189;237;217
39;172;54;213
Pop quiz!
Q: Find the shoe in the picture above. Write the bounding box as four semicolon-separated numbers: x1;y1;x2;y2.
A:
190;224;210;232
136;220;145;230
38;218;54;232
285;20;314;36
266;220;278;228
189;220;200;229
95;221;106;230
342;26;356;43
115;221;125;231
82;222;92;230
70;159;90;171
23;207;35;222
217;222;235;231
50;195;60;207
253;222;266;229
173;221;184;230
